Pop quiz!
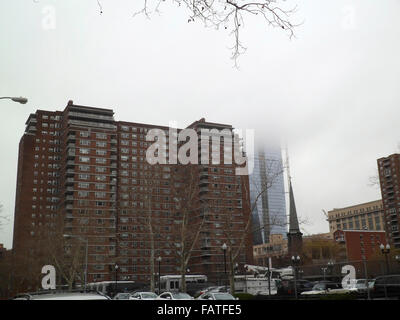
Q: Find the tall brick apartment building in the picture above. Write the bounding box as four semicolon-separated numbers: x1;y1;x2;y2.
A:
377;154;400;249
13;100;253;286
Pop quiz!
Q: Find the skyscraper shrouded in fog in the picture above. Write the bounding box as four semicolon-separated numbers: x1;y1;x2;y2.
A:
249;141;287;245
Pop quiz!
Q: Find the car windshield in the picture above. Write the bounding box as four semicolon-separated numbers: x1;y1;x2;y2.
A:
142;293;157;299
213;293;235;300
312;283;326;291
117;293;131;299
172;293;192;299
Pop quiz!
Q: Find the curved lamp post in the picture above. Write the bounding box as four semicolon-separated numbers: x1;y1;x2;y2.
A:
0;96;28;104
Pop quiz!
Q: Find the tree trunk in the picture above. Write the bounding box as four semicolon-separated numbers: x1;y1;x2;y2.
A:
180;260;187;293
228;249;235;294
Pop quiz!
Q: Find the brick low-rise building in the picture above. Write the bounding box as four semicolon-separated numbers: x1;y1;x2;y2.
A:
333;230;387;262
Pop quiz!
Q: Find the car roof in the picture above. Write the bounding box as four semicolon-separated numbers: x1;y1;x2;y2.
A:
18;292;110;300
375;274;400;279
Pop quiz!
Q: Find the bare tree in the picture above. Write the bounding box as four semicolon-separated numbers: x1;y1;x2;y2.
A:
220;162;283;293
0;203;10;231
145;193;156;292
39;222;86;290
98;0;299;64
220;157;308;294
368;171;381;189
170;164;207;293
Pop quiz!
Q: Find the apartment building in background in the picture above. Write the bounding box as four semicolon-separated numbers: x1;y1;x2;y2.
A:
327;200;385;236
12;100;253;286
377;154;400;249
252;234;288;266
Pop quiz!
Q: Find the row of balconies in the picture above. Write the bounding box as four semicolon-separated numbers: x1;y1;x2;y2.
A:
68;111;114;122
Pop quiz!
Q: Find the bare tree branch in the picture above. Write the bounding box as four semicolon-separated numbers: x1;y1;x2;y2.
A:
120;0;299;65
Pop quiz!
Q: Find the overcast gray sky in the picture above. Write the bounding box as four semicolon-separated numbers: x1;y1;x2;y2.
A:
1;0;399;248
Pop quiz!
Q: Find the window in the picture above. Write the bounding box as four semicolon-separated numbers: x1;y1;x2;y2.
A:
80;131;90;138
96;133;107;139
96;175;106;181
78;182;90;189
80;139;90;146
96;149;107;156
79;156;90;163
78;191;89;197
95;192;106;198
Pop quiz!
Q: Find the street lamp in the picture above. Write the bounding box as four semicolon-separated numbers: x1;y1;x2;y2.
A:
234;263;239;274
157;256;162;294
222;243;227;286
291;255;301;300
322;267;327;281
114;263;119;297
327;261;334;279
0;96;28;104
396;255;400;273
380;243;391;275
63;234;88;292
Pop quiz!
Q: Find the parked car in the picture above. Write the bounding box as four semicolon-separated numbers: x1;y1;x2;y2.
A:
156;292;194;300
347;279;371;294
130;292;158;300
277;279;314;296
300;281;351;296
370;275;400;299
13;291;111;300
113;292;133;300
197;292;237;300
208;286;230;293
193;286;219;298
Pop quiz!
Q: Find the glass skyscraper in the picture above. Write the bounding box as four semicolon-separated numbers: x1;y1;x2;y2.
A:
250;143;287;245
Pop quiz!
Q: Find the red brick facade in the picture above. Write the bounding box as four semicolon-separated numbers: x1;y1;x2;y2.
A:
333;230;387;261
13;101;253;285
